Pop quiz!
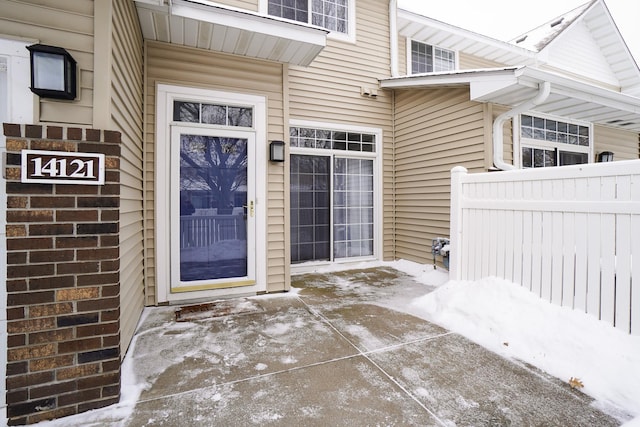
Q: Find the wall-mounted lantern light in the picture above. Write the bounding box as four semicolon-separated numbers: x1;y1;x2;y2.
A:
597;151;614;162
27;44;77;100
270;140;285;162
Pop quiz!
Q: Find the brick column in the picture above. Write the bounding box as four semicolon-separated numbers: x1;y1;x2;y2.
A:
2;124;121;425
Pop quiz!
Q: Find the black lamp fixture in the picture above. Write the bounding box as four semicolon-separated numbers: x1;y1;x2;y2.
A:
598;151;614;162
27;44;77;100
270;140;285;162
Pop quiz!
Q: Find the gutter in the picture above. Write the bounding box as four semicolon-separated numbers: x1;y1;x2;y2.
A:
390;0;398;77
492;81;551;170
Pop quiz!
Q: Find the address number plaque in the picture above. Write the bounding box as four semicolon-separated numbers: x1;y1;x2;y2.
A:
21;149;105;185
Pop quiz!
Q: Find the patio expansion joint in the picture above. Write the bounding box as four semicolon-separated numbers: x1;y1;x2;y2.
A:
128;298;454;424
296;295;453;427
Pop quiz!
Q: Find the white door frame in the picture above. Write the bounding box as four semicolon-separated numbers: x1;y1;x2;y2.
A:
155;84;267;303
0;37;35;425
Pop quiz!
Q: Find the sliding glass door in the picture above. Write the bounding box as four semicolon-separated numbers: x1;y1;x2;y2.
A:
333;157;374;259
290;154;374;263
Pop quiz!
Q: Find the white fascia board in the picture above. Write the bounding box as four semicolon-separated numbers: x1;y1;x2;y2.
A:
171;0;327;48
379;67;520;89
469;75;522;100
520;67;640;114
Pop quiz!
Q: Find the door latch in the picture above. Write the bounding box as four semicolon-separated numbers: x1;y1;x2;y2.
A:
243;201;254;217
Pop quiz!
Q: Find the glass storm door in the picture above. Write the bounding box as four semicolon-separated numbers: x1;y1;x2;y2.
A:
170;126;255;292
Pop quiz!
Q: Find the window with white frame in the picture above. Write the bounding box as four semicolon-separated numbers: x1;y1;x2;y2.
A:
289;126;379;263
410;40;455;74
520;114;591;168
267;0;349;34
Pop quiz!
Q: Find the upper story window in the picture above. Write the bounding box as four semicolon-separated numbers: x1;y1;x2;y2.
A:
268;0;349;34
520;114;591;168
410;40;456;74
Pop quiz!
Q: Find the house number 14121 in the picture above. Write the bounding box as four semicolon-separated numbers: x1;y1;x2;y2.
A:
31;157;96;179
21;149;106;185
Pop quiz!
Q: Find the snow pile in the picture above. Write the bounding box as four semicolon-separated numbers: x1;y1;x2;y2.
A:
388;259;450;287
410;276;640;422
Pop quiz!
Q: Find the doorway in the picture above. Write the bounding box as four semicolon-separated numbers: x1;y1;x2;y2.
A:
155;85;267;303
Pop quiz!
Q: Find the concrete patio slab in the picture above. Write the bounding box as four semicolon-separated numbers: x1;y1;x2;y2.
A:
128;297;359;401
126;355;441;426
368;334;618;426
37;266;623;426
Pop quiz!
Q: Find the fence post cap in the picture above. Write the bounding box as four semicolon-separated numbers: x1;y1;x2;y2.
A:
451;166;468;174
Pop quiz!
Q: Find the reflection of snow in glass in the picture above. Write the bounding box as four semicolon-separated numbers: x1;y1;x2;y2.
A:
181;240;247;262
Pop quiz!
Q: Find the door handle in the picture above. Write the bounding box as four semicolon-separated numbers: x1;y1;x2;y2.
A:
243;201;254;217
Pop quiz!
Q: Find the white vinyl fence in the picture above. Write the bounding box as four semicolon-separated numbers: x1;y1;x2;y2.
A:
450;160;640;335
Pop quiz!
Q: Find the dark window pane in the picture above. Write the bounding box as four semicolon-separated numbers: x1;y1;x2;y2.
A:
557;122;568;133
534;149;545;168
534;117;545;129
290;154;330;263
569;124;579;135
544;149;557;167
545;120;557;131
228;107;252;127
333;131;346;141
174;101;200;122
522;147;532;168
559;151;588;166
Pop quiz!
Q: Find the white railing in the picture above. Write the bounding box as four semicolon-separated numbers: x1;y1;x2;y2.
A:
179;214;246;248
450;160;640;335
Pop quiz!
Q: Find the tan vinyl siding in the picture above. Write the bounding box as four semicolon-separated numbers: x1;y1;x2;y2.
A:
288;0;395;259
594;125;640;161
111;0;145;355
144;41;286;303
459;53;506;70
213;0;259;11
394;87;486;263
0;0;94;124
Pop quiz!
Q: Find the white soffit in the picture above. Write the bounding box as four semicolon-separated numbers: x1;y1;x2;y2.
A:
511;0;640;96
380;67;640;132
396;9;535;67
135;0;327;66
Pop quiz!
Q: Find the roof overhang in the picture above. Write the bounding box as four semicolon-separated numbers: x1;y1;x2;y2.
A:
134;0;327;66
397;9;535;67
380;67;640;132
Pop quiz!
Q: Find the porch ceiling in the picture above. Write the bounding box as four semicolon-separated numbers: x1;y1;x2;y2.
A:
380;67;640;132
134;0;327;67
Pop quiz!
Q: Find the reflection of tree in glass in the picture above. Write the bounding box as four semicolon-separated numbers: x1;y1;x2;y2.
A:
174;101;253;127
180;135;247;211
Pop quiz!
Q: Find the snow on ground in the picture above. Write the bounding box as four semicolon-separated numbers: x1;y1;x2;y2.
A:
306;259;640;423
33;259;640;425
406;274;640;423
